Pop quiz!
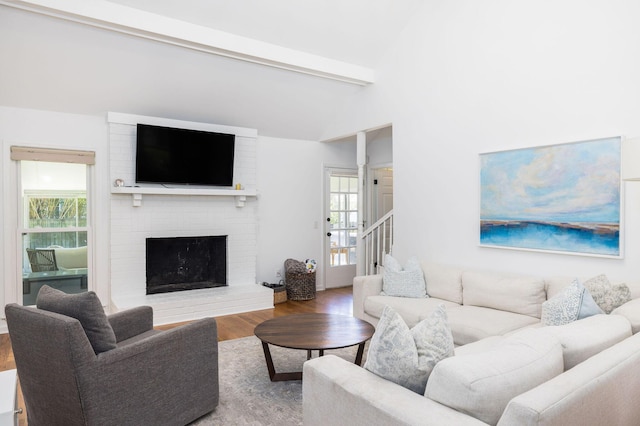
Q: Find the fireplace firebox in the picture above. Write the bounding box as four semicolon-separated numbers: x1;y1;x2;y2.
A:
145;236;227;295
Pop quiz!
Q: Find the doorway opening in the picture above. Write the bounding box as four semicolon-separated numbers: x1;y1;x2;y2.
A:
324;169;358;288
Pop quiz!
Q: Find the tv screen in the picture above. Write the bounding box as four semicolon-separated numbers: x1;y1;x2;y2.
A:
135;124;235;187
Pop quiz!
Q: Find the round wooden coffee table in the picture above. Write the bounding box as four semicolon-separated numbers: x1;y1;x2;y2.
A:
254;313;375;381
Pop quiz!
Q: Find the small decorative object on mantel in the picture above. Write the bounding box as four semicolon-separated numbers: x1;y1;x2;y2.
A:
114;178;124;187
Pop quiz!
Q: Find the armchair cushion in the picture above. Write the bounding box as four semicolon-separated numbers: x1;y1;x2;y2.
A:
36;285;116;354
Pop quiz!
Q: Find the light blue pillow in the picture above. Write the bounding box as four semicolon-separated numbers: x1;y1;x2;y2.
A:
364;304;454;394
541;279;604;326
381;254;427;298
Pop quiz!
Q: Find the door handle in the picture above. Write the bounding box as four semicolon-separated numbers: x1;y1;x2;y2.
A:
327;232;332;237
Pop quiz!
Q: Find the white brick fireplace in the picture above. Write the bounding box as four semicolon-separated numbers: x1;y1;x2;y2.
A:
107;113;272;325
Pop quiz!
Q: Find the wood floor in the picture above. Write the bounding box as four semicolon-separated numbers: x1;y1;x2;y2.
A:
0;286;353;425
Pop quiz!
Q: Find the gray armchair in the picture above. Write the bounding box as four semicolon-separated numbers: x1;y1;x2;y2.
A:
5;302;219;426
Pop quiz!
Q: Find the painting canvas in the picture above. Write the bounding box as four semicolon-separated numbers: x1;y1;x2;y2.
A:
480;137;622;257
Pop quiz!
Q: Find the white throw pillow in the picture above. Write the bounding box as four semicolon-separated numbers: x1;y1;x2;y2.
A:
364;304;454;394
381;254;427;298
541;279;603;326
583;274;632;314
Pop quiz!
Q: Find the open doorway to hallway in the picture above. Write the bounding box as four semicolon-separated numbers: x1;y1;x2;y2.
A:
322;125;393;288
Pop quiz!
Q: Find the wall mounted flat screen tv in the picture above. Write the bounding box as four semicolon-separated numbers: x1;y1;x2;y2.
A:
136;123;235;187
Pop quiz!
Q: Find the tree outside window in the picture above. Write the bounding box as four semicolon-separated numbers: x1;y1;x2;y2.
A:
25;192;87;248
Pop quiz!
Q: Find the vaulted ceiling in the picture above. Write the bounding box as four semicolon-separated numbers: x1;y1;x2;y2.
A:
0;0;423;140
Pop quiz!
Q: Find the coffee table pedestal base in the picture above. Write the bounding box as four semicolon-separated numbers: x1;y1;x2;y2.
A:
260;342;366;382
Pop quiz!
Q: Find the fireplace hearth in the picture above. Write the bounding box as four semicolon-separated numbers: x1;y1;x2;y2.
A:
145;236;227;295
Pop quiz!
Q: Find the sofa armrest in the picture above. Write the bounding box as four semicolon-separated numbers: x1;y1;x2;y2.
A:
108;306;154;342
81;317;219;425
353;274;383;321
498;332;640;426
303;355;488;426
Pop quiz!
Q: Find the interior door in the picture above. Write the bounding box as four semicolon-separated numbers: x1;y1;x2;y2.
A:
324;169;358;288
373;167;394;222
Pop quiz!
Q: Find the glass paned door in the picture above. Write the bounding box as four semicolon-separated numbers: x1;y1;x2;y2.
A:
20;161;89;305
325;169;358;288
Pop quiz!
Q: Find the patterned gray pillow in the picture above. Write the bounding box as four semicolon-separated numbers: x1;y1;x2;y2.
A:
364;304;454;394
541;279;603;326
583;274;632;314
381;254;427;298
36;285;117;354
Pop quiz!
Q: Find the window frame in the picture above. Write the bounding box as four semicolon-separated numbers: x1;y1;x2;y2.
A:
16;158;93;305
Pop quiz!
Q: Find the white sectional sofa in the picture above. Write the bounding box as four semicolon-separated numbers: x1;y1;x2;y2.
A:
302;262;640;425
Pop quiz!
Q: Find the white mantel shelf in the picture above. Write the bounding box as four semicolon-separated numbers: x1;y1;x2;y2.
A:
111;186;257;207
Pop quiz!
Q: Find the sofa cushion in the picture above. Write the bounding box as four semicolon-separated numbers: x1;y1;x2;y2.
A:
442;305;540;346
421;262;464;304
536;314;632;370
50;245;88;269
454;335;503;356
381;255;427;298
425;329;563;425
612;298;640;334
626;281;640;299
36;285;117;354
545;275;575;300
462;270;546;318
583;274;632;314
541;279;603;326
364;305;454;394
364;295;460;328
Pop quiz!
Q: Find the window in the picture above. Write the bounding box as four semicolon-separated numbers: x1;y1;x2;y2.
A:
329;174;358;266
19;160;90;305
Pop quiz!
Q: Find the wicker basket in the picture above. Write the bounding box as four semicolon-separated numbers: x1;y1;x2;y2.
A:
284;258;316;301
273;286;287;304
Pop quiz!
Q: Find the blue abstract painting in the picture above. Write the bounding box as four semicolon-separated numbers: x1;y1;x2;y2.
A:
480;137;622;257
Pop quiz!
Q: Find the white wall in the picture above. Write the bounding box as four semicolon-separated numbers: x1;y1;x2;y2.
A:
256;136;357;288
367;127;393;167
324;0;640;283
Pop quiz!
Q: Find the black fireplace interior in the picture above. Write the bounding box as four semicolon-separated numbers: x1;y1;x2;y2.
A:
146;235;227;295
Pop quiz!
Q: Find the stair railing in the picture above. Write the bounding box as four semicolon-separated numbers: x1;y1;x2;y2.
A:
360;210;394;276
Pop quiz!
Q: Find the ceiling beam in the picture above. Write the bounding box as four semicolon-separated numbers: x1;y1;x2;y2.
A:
1;0;375;85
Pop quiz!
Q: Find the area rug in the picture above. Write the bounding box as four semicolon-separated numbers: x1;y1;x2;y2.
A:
190;335;366;426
